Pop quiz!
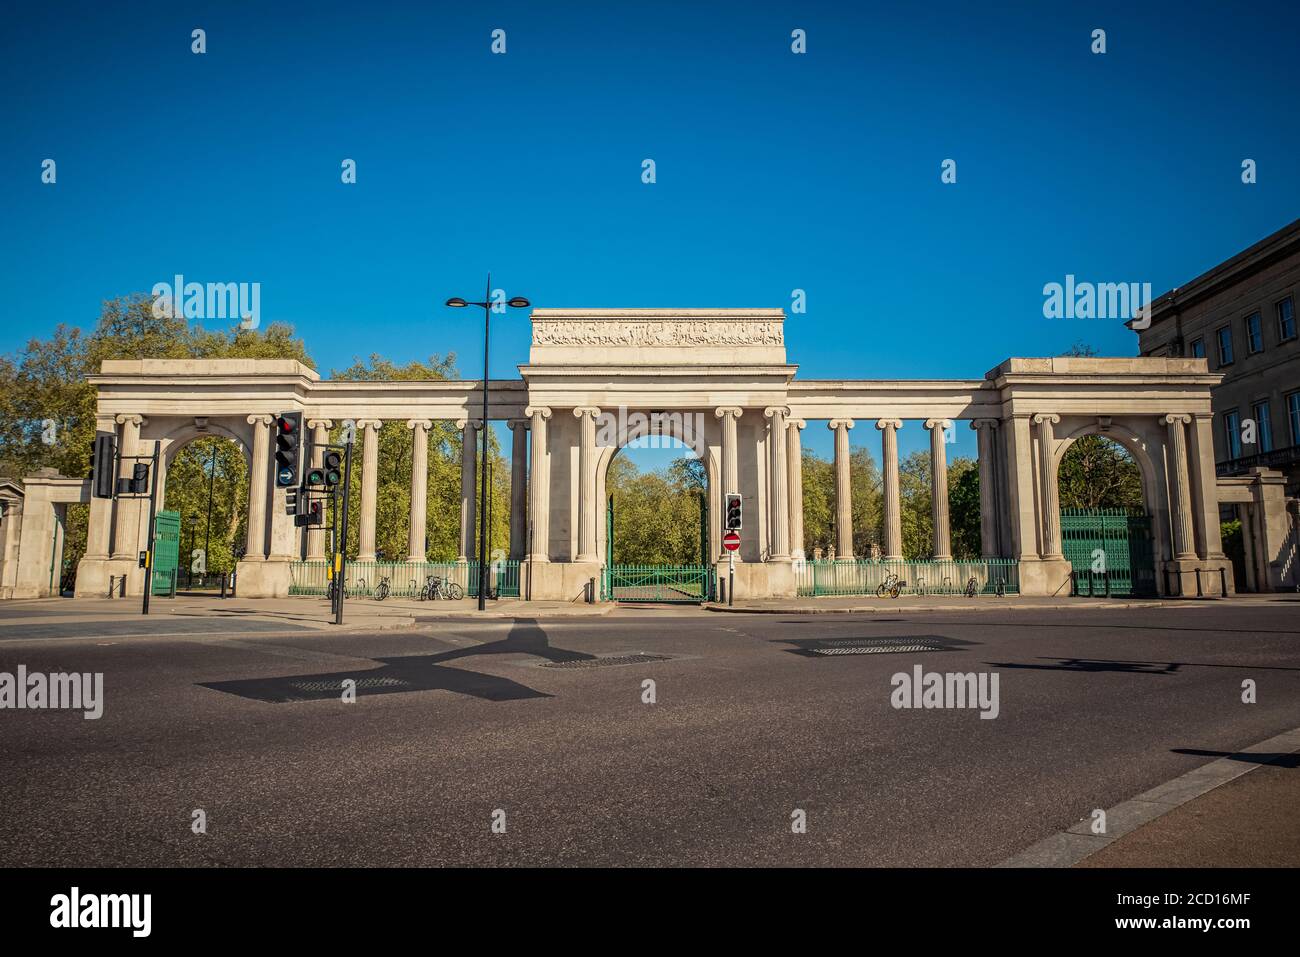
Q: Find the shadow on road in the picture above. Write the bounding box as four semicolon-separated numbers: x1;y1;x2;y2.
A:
1172;747;1300;769
201;619;584;704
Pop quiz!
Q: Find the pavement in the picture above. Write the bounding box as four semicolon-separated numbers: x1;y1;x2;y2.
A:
0;600;1296;866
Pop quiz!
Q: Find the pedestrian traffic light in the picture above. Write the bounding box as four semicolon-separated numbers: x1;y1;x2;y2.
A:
91;433;117;499
725;493;742;531
118;462;149;495
274;412;302;487
286;488;298;516
322;450;343;487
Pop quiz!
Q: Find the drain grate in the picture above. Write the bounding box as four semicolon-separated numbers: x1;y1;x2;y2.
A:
541;653;672;669
289;676;411;692
805;637;947;656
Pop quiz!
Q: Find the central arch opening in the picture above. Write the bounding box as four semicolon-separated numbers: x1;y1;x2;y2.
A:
598;420;714;603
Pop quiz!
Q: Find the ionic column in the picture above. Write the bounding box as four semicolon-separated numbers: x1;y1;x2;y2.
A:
457;418;480;562
714;407;743;559
1187;414;1226;560
1033;414;1063;558
406;419;432;562
244;414;273;560
765;407;790;561
829;419;855;560
526;407;551;562
508;419;529;560
306;419;332;561
787;418;806;560
356;420;381;563
1162;413;1197;560
971;419;1001;559
925;418;953;561
876;418;903;559
85;416;118;559
574;407;601;562
110;414;146;559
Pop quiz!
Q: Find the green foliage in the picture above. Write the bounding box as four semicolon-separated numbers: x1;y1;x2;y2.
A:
1057;435;1144;510
607;453;706;564
163;438;249;574
948;458;982;559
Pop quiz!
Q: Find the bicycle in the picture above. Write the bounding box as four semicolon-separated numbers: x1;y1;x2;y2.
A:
374;575;390;601
875;572;904;599
964;577;979;598
326;578;347;602
420;575;464;601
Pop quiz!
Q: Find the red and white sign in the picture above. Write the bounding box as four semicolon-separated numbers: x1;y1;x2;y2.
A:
722;531;741;552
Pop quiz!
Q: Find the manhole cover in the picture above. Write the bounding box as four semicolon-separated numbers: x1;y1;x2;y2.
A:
541;653;672;669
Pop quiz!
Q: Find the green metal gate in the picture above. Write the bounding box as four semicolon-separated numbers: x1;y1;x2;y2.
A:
151;510;181;596
1060;508;1157;597
602;492;714;603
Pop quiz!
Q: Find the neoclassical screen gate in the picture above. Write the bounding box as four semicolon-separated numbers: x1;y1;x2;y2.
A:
1061;508;1157;597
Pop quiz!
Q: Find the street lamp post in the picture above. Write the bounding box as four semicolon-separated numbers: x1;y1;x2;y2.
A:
446;276;531;611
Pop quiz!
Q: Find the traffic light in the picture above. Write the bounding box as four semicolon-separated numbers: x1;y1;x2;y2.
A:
294;501;323;528
91;433;117;499
321;450;343;487
725;493;742;531
286;488;298;516
118;462;149;495
274;412;302;487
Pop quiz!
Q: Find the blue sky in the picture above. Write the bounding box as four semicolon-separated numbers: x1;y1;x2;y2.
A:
3;1;1297;466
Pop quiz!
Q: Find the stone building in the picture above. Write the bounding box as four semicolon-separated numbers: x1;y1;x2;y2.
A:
1135;218;1300;590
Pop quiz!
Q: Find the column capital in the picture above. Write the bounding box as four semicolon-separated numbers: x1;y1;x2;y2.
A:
1032;413;1060;426
572;406;601;419
970;418;1000;431
525;406;552;420
507;418;530;432
829;418;855;431
354;418;383;431
924;418;952;432
763;406;790;420
1160;413;1192;426
873;418;899;431
406;418;433;430
455;418;483;430
306;418;333;430
714;406;744;420
245;414;273;426
787;418;806;431
116;414;148;427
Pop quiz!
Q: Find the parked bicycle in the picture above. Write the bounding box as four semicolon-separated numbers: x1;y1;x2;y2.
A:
964;577;979;598
420;575;464;601
875;572;904;599
374;575;390;601
327;576;362;602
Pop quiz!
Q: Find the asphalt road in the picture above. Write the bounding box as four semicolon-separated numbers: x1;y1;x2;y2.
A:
1;603;1297;866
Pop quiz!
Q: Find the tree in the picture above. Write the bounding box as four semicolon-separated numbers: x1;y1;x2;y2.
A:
606;453;706;564
1057;435;1143;509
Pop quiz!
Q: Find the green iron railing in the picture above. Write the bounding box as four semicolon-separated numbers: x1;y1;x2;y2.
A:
603;564;714;603
1060;508;1156;598
795;558;1020;597
289;560;521;598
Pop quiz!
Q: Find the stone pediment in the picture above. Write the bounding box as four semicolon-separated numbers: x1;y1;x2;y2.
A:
528;308;787;366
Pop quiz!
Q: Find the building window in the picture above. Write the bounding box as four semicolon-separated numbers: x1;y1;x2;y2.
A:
1246;312;1263;353
1216;326;1234;366
1223;410;1241;459
1278;296;1296;341
1190;337;1205;358
1251;400;1273;453
1289;392;1300;446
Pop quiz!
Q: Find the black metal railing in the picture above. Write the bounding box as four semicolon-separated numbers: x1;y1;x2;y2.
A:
1216;443;1300;476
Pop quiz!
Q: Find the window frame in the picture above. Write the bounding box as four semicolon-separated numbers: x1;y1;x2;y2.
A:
1223;409;1241;460
1215;325;1234;366
1245;311;1264;354
1277;295;1297;342
1250;399;1273;453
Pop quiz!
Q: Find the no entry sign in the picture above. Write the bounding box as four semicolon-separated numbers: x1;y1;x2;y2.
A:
723;531;741;552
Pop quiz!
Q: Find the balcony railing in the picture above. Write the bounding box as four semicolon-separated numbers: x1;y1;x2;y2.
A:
1215;443;1300;477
